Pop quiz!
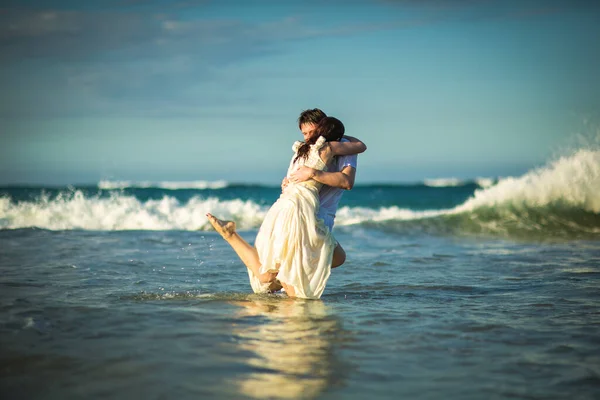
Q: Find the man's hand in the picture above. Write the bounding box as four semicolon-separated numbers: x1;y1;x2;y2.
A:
289;166;316;183
281;177;289;191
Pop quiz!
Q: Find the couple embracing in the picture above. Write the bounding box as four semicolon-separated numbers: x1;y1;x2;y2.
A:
207;109;366;299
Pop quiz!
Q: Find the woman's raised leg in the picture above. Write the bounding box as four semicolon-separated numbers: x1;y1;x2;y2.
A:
206;213;279;288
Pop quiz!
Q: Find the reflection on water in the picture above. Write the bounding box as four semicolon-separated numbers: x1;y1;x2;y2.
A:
229;296;347;399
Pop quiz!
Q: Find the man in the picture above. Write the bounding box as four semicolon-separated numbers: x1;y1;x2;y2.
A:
206;108;365;289
286;108;364;268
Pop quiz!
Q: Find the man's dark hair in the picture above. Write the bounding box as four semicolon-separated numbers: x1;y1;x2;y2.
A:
297;108;327;128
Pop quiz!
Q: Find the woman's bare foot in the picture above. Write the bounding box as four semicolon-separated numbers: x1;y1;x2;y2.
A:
206;213;236;239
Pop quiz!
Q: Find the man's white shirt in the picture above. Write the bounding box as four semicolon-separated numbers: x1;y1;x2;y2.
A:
317;138;358;231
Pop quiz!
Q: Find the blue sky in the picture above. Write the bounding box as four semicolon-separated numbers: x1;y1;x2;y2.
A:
1;0;599;185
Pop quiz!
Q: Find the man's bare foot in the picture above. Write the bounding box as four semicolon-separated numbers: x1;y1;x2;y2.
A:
280;281;296;297
268;279;283;292
206;213;236;239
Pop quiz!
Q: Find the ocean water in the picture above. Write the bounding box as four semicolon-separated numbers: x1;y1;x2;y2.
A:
1;149;599;399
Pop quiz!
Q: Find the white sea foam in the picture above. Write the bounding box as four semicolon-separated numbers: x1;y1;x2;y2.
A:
424;177;496;188
0;191;449;230
338;149;599;225
334;206;447;226
423;178;465;187
1;149;598;231
474;177;495;188
453;149;600;214
98;180;228;190
0;193;266;231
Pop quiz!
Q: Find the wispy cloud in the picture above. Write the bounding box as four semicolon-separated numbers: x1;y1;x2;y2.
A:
0;7;313;117
379;0;489;9
0;9;201;61
377;0;599;21
2;0;595;119
2;5;397;66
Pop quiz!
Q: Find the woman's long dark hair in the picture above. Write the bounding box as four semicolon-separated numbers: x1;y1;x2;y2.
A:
294;117;345;163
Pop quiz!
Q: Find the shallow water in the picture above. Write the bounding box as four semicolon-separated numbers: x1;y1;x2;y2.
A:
1;227;599;399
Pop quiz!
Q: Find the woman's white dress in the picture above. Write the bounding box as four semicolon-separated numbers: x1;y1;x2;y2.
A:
248;136;336;299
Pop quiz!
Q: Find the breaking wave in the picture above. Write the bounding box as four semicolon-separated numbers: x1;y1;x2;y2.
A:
0;192;265;231
422;177;496;188
1;149;598;238
98;180;228;190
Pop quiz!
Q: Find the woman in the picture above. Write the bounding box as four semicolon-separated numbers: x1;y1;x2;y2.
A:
207;117;366;299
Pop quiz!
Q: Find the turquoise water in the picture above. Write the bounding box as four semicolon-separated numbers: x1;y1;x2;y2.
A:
1;149;599;398
1;227;599;399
